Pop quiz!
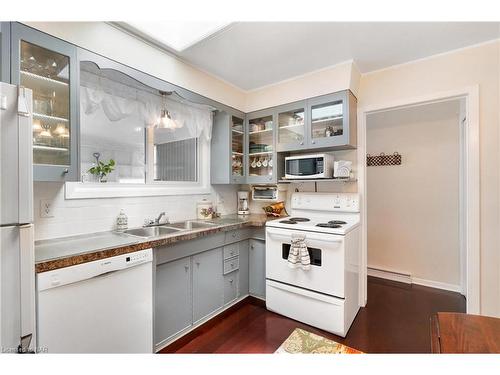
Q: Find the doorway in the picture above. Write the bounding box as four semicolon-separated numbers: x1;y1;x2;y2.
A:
357;87;480;314
366;99;464;293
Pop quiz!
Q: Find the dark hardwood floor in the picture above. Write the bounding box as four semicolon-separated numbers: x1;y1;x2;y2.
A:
160;276;466;354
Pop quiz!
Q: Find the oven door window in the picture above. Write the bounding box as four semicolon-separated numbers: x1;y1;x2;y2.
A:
285;158;323;176
282;244;322;266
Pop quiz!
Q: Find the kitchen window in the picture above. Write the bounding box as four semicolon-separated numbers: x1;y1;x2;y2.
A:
66;62;213;199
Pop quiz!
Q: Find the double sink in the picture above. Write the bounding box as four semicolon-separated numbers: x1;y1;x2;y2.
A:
121;220;218;238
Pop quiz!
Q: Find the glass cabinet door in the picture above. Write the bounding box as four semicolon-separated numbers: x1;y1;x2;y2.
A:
277;102;306;151
231;115;244;180
247;112;274;182
308;92;346;148
11;23;77;181
21;41;71;166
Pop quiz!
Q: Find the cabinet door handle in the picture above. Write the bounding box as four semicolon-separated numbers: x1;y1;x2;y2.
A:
184;265;189;272
230;263;234;267
230;251;234;255
229;279;233;283
195;261;200;267
300;141;304;145
311;140;315;144
62;168;69;174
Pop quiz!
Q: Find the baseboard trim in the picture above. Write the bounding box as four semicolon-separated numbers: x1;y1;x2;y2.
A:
368;266;462;294
367;266;411;284
412;277;463;294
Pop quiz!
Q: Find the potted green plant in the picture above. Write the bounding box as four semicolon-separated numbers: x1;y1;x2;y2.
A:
88;152;115;182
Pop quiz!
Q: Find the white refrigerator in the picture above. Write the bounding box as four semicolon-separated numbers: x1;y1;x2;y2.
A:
0;82;36;353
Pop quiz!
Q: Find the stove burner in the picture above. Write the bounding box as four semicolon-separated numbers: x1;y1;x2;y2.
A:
288;217;310;222
316;223;342;228
328;220;347;225
280;220;298;224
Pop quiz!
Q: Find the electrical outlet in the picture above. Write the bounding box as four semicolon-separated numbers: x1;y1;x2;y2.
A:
40;199;54;218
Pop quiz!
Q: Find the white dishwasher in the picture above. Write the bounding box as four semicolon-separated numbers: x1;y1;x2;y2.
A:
37;248;153;353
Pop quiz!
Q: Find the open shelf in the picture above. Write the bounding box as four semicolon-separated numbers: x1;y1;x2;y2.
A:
33;112;69;122
248;128;273;135
21;70;69;86
248;151;273;156
33;145;69;152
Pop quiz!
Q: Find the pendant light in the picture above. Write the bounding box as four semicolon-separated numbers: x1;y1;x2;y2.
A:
158;109;177;130
157;91;182;129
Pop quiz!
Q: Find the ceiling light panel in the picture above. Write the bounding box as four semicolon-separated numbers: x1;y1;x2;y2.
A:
124;21;230;52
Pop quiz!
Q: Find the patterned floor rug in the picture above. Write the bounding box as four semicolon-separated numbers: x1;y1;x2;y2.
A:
275;328;363;354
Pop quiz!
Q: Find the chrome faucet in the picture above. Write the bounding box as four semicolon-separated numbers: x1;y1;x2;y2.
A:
144;212;169;227
155;212;167;225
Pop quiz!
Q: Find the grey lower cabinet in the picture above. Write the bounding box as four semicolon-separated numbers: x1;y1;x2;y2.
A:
155;257;192;345
223;272;239;305
249;239;266;298
154;236;252;350
238;240;249;297
192;248;224;323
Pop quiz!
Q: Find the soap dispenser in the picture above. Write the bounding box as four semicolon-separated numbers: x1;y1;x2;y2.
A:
116;209;128;232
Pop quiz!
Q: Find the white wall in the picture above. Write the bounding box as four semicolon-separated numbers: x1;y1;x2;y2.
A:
33;182;238;240
359;40;500;317
366;100;461;289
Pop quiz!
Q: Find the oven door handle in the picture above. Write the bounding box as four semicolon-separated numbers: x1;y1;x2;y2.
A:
267;230;343;243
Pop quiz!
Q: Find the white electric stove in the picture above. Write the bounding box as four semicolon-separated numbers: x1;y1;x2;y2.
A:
265;192;361;337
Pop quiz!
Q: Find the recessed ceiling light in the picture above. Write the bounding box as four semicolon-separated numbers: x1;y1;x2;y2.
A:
122;21;230;52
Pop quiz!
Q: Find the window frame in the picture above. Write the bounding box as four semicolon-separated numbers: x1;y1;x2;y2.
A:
65;132;211;199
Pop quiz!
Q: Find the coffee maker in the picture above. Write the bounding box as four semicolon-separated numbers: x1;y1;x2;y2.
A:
237;191;250;215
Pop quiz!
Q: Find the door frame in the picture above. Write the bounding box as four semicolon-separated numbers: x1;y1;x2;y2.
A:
357;85;480;314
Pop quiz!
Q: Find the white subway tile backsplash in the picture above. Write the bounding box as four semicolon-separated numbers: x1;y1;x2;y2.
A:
34;182;239;240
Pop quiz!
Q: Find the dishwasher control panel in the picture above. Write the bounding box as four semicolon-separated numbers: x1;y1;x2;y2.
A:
125;250;152;266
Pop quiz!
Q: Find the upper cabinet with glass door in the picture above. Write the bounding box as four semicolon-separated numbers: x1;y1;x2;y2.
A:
231;115;245;182
211;111;246;184
306;90;357;150
246;110;276;183
11;23;78;181
276;101;307;152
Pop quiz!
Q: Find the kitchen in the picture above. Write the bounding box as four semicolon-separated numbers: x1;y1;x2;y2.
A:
1;7;500;372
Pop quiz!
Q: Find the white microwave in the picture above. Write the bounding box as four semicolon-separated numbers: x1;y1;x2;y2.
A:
284;153;334;179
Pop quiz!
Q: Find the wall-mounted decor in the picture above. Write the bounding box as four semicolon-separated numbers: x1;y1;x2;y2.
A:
366;152;402;167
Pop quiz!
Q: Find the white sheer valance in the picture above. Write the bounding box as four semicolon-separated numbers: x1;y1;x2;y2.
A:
80;69;213;141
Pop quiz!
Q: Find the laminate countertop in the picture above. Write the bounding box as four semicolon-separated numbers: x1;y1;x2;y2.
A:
35;214;277;273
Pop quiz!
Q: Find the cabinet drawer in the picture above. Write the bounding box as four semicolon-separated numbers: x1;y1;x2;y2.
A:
223;243;239;260
223;257;239;275
224;229;251;244
224;272;238;305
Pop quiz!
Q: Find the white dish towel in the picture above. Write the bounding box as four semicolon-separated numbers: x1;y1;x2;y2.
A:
287;233;311;270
